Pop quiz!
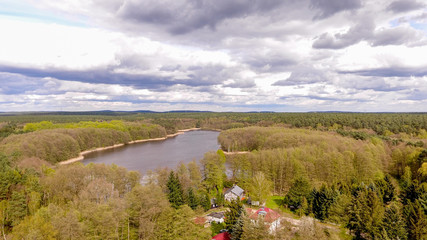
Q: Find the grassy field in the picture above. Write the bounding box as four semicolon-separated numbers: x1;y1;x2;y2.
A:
266;195;284;210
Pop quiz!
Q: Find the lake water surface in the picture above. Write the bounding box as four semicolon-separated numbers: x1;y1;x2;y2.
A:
82;130;220;174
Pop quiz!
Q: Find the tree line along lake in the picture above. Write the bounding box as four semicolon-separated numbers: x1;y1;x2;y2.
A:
82;130;221;174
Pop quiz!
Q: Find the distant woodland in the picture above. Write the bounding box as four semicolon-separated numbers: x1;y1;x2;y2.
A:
0;112;426;239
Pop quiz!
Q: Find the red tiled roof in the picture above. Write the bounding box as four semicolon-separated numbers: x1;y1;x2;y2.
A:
245;207;256;215
194;216;207;225
212;232;231;240
249;207;281;223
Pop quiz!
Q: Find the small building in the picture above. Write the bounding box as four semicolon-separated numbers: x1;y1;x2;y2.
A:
207;212;225;223
249;207;281;233
224;185;244;201
194;216;208;227
212;232;231;240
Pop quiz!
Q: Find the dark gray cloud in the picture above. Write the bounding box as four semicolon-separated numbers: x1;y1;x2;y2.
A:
0;62;240;91
339;67;427;77
310;0;362;19
280;94;366;102
337;77;407;92
117;0;286;34
0;73;50;94
313;19;426;49
387;0;426;13
371;26;425;47
273;66;329;86
312;18;375;49
0;65;172;89
244;53;297;73
403;89;427;100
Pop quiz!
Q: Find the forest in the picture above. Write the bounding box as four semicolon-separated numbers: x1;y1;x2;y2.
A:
0;112;426;239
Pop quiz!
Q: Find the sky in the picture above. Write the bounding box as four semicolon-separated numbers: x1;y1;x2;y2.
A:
0;0;426;112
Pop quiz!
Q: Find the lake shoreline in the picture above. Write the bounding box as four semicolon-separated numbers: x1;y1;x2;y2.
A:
59;128;202;165
223;151;250;155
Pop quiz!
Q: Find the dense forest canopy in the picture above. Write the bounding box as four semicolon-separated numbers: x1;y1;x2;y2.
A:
0;112;426;239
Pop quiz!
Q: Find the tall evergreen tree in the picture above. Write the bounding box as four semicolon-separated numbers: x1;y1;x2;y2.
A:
375;174;395;204
312;184;337;220
347;189;384;239
166;171;184;209
231;214;244;240
201;192;211;211
400;180;420;205
224;200;243;235
283;176;312;212
8;191;27;226
186;188;198;210
404;199;427;240
381;203;407;240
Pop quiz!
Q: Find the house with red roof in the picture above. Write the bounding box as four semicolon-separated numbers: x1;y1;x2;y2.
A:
212;232;231;240
248;207;281;233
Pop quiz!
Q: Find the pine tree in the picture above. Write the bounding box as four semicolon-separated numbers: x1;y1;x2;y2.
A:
312;185;337;220
347;189;384;239
166;171;184;209
375;174;395;204
283;176;312;212
225;200;243;233
400;180;419;205
231;214;244;240
201;193;211;211
381;203;407;240
404;199;427;240
186;188;198;210
7;191;27;226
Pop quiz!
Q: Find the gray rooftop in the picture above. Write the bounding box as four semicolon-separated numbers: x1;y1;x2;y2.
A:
208;212;225;219
227;185;244;196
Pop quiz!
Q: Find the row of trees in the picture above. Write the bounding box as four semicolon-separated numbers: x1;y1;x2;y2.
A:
1;112;426;136
222;127;389;193
0;121;167;164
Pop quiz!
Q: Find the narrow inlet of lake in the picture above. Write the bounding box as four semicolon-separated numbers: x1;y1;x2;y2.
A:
82;130;220;174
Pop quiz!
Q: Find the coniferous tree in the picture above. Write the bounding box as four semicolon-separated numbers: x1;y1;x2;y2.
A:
231;214;244;240
186;188;198;210
7;191;27;227
312;185;337;221
404;199;427;240
400;180;419;205
166;171;184;209
283;176;312;212
375;174;395;204
347;189;384;239
224;200;243;235
201;193;211;211
381;203;407;240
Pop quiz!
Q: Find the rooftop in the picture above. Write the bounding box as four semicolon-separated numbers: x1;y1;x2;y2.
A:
225;185;244;196
212;232;231;240
249;207;281;223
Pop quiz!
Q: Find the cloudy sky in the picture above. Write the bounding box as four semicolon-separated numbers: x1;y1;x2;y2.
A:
0;0;426;112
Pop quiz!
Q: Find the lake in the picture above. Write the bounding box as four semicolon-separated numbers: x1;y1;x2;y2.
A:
82;130;221;174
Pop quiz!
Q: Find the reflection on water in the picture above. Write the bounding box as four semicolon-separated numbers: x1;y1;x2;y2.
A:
82;130;220;174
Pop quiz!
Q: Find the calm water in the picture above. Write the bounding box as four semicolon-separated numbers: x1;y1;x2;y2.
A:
82;130;220;174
